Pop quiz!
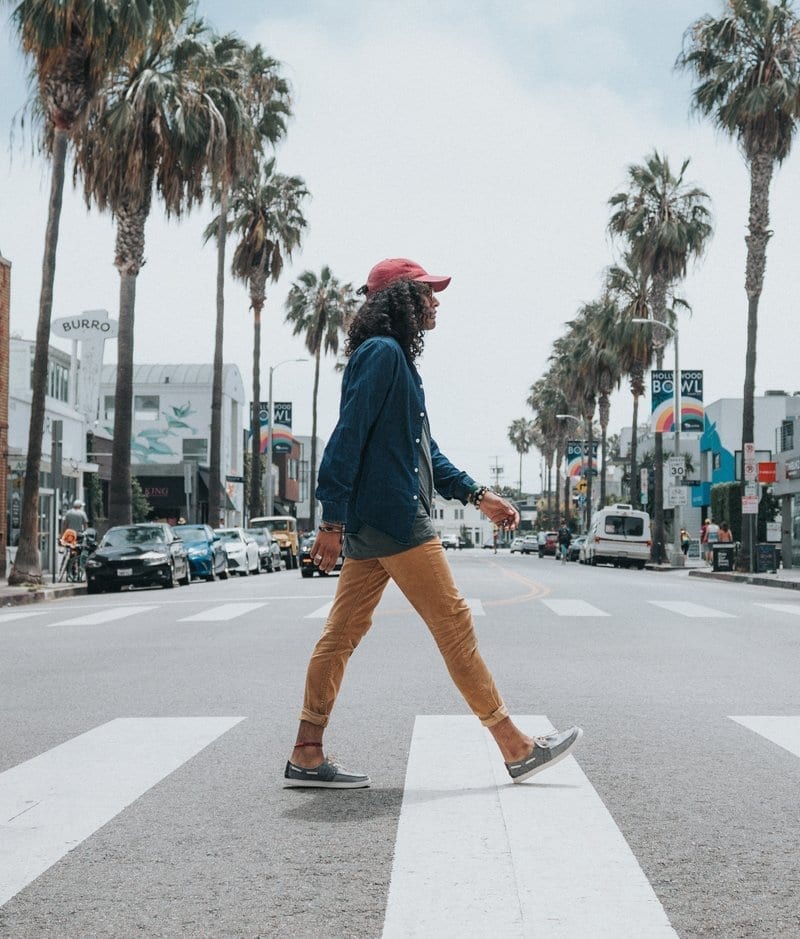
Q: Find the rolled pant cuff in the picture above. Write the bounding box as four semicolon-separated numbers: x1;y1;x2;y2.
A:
480;704;510;728
299;708;329;727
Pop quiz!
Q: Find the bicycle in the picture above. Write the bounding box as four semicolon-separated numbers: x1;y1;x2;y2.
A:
57;530;83;582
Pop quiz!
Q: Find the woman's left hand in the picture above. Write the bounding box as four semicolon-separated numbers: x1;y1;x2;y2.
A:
479;491;520;530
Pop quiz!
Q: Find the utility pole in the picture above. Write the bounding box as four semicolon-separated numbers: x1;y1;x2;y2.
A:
490;457;503;491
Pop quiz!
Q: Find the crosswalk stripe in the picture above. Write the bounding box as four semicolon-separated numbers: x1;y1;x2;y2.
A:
730;716;800;760
648;600;734;618
0;716;244;908
541;599;609;617
756;603;800;617
47;605;158;627
305;598;485;619
382;716;676;938
0;610;50;624
178;602;268;622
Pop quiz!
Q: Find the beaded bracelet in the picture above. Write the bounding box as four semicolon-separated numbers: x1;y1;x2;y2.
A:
470;485;489;509
319;523;345;534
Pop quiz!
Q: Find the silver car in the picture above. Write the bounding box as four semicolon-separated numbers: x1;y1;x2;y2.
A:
216;527;260;576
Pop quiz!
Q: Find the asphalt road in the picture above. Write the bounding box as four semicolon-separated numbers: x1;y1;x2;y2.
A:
1;550;799;937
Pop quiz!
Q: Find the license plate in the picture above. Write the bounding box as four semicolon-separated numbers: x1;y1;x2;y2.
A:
117;568;133;576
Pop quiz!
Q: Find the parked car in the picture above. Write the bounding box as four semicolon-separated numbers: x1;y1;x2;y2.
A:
86;522;190;594
567;534;587;563
216;527;260;576
299;534;344;578
510;535;537;554
582;505;652;569
246;527;283;572
538;531;558;558
173;523;228;581
441;534;461;550
249;516;300;569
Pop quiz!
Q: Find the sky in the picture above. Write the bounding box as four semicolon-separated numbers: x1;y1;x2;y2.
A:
3;0;800;494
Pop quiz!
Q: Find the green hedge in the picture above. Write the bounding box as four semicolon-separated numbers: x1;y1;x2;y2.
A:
710;481;779;542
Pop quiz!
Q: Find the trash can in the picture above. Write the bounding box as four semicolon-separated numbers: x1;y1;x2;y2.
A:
755;543;778;573
712;543;736;572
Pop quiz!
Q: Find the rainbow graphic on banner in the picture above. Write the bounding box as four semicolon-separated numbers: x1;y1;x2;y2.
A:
566;441;599;477
258;424;294;454
652;399;706;433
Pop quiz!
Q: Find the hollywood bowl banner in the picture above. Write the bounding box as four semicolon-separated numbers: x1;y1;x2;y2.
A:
566;440;599;477
650;370;704;433
250;401;294;454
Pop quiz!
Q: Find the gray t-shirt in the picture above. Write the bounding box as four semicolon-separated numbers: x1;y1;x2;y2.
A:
344;417;437;559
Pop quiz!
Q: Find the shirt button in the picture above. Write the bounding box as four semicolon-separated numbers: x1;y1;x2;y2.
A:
414;467;419;473
413;495;418;501
415;438;420;444
420;411;424;417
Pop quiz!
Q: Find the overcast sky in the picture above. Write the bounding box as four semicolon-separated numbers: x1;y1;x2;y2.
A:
3;1;800;493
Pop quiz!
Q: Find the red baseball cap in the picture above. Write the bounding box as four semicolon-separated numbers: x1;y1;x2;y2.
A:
364;258;451;296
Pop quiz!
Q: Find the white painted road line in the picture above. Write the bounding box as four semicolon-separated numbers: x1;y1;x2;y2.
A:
0;610;50;624
47;605;158;627
648;600;734;618
542;599;610;617
730;716;800;759
756;603;800;617
382;716;676;938
306;599;484;619
0;716;244;908
179;602;268;622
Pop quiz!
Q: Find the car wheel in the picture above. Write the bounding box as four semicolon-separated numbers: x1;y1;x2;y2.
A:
301;569;314;578
219;566;229;580
205;566;217;582
164;563;177;588
87;580;99;595
179;564;191;586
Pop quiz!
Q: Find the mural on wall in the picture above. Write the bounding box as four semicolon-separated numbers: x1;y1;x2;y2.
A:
103;401;199;463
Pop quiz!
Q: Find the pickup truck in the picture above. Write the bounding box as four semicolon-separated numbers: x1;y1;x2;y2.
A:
441;534;461;550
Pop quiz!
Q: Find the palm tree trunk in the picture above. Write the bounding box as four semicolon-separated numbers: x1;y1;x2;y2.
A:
250;302;262;520
740;151;774;571
653;431;666;563
585;421;595;531
209;186;228;527
630;391;640;509
9;129;68;585
599;392;610;506
309;346;321;528
650;271;669;370
108;200;148;527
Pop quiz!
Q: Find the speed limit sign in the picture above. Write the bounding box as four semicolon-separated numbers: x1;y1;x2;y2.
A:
668;457;685;478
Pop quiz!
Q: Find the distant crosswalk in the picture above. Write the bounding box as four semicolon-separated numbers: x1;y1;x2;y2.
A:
6;595;800;628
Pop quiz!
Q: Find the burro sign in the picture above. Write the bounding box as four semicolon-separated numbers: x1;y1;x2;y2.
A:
52;309;119;339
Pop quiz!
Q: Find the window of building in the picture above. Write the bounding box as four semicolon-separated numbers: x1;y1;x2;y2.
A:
781;419;794;452
134;395;159;421
103;395;115;420
183;438;207;462
44;358;70;403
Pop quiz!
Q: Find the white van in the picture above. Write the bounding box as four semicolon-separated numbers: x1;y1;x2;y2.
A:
583;504;651;569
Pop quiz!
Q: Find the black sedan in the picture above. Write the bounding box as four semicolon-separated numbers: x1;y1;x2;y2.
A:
85;523;190;594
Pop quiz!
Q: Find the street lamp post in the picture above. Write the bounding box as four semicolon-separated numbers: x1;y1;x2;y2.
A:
557;413;585;532
265;358;307;517
632;318;682;567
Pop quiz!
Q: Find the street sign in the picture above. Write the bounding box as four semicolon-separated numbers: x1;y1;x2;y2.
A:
668;457;685;479
742;495;759;515
744;482;758;498
744;461;757;481
668;485;688;506
744;442;756;461
576;479;587;493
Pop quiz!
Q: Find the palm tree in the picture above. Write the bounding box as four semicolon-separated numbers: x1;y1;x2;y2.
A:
527;375;568;526
608;151;712;368
222;161;308;519
678;0;800;569
507;418;537;497
206;43;291;527
6;0;182;584
75;7;237;526
285;267;357;528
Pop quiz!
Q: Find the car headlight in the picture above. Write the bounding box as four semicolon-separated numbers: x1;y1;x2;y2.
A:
85;558;102;569
188;548;206;558
140;551;168;566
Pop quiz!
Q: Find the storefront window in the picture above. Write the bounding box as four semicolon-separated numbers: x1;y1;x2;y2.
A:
792;496;800;568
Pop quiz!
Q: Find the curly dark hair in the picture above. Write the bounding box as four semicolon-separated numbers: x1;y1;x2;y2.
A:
345;279;429;361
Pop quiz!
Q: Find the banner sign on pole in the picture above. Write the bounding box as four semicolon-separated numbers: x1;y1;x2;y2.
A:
650;370;704;432
250;401;294;454
566;440;598;478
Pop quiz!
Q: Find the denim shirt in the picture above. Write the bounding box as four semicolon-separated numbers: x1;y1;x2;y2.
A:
317;336;476;544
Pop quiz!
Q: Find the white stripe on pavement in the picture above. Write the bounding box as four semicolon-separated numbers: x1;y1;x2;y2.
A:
541;599;610;617
305;598;485;619
756;603;800;617
0;716;244;908
730;716;800;759
47;605;158;627
179;602;268;622
382;716;676;938
0;610;50;624
648;601;734;618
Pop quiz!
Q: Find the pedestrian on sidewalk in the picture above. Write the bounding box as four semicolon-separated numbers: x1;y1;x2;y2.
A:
284;258;582;789
62;500;88;534
557;519;572;564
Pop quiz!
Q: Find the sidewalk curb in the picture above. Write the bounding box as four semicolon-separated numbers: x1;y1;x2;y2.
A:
0;584;87;607
688;570;800;591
